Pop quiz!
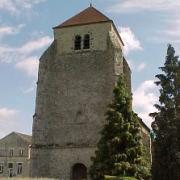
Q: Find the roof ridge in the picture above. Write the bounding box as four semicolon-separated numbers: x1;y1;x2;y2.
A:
0;131;31;142
15;131;31;136
54;6;111;29
90;6;111;21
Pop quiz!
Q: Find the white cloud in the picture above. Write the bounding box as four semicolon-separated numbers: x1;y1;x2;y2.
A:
0;45;19;63
0;0;46;14
23;86;35;94
148;18;180;46
133;80;159;128
20;80;37;94
0;36;52;73
0;0;16;13
119;27;142;55
0;24;25;38
0;107;19;137
0;107;18;120
137;62;146;72
109;0;180;48
108;0;180;13
0;107;32;138
126;59;147;72
18;36;52;55
162;19;180;43
15;56;39;78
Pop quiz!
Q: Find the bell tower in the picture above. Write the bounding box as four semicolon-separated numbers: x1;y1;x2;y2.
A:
30;6;130;180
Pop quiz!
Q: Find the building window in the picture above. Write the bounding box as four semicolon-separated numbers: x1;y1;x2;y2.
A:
19;149;24;157
17;163;22;175
8;163;13;169
0;163;3;174
8;163;13;177
9;149;13;157
74;35;81;50
83;34;90;49
0;149;5;157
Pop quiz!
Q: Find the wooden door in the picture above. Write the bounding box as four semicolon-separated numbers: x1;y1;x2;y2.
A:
72;163;87;180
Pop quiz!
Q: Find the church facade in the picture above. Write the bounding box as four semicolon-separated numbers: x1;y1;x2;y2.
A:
30;6;145;180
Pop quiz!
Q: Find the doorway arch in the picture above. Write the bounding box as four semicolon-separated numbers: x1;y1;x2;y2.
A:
72;163;87;180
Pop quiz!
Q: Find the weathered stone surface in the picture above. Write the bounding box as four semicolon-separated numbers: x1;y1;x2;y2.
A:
30;15;129;180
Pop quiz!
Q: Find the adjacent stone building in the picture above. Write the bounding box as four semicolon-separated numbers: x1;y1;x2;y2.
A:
30;5;150;180
0;132;31;177
139;118;152;165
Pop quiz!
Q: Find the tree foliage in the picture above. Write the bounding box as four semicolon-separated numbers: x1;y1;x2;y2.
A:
90;76;150;180
150;44;180;180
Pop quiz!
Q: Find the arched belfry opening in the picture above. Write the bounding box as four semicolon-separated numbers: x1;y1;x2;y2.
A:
83;34;90;49
74;35;82;50
72;163;87;180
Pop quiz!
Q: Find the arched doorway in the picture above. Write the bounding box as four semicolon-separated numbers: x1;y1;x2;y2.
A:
72;163;87;180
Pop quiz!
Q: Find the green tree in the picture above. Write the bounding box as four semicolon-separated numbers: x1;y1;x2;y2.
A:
150;44;180;180
90;76;150;180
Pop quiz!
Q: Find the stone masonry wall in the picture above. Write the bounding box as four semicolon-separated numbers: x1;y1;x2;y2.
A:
123;58;132;93
31;22;125;179
0;134;30;177
54;22;111;54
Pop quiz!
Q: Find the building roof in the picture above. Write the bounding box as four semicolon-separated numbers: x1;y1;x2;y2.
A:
54;6;124;45
0;132;31;143
15;132;31;143
54;6;111;29
139;118;151;133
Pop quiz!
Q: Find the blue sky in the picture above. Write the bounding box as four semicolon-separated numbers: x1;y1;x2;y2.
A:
0;0;180;138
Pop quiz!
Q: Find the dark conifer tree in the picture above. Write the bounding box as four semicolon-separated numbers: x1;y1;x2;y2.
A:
90;76;150;180
150;44;180;180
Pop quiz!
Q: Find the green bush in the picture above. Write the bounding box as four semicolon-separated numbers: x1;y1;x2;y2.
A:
105;175;138;180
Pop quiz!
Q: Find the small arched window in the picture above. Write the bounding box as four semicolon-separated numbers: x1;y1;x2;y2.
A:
83;34;90;49
74;35;81;50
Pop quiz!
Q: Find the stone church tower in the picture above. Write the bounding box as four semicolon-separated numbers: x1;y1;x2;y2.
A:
30;6;131;180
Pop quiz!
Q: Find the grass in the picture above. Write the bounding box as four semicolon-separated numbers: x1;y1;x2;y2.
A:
105;176;138;180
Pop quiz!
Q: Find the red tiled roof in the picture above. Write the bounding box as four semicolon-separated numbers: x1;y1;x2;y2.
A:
54;6;111;28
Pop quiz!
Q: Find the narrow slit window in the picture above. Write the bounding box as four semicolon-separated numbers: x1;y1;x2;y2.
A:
74;35;81;50
83;34;90;49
